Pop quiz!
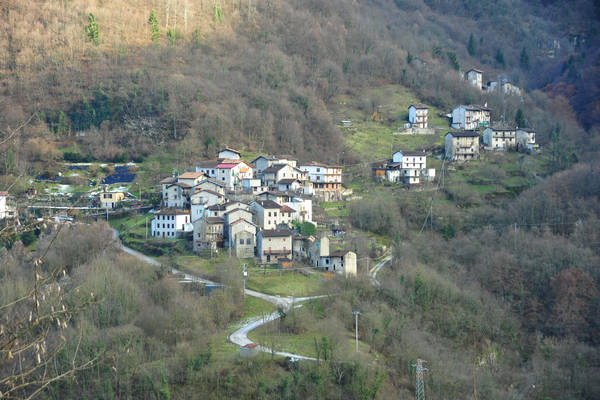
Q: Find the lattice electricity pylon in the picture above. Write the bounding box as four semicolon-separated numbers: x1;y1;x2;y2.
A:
412;358;428;400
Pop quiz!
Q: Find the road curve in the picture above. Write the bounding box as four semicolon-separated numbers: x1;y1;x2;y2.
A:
111;228;327;360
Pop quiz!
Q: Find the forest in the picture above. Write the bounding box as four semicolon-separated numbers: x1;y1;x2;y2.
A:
1;0;600;399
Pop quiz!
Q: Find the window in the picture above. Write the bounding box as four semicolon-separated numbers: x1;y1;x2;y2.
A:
268;212;271;217
240;239;244;245
246;238;252;245
316;168;320;172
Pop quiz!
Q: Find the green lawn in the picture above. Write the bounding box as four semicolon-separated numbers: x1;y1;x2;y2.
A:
174;254;228;276
245;269;326;297
243;295;275;318
321;201;349;217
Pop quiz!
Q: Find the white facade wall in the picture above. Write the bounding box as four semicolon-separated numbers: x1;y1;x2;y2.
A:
218;149;241;160
151;213;191;239
195;166;218;178
0;195;7;219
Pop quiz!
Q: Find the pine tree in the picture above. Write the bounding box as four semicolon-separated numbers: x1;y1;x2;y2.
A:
467;33;477;56
148;10;160;41
85;13;100;45
495;48;505;67
520;47;530;70
515;108;526;128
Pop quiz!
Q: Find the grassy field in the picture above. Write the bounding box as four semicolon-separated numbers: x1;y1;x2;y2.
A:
332;84;449;160
245;269;328;297
321;201;349;217
243;295;276;318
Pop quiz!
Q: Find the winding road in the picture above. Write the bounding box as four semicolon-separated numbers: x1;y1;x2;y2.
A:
112;228;331;360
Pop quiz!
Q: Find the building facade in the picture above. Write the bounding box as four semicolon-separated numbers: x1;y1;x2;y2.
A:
408;105;429;128
445;131;480;161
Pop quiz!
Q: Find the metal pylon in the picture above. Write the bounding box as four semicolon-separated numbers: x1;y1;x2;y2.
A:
413;358;428;400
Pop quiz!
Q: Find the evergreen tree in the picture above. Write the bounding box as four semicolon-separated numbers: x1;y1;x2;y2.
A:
166;29;176;46
85;13;100;45
467;33;477;56
148;10;160;42
520;47;530;70
447;51;460;70
515;108;526;128
495;48;505;67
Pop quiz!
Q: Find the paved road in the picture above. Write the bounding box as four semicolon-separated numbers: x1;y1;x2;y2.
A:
369;250;392;287
112;227;327;360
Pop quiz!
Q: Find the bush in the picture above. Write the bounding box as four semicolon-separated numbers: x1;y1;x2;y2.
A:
20;231;37;246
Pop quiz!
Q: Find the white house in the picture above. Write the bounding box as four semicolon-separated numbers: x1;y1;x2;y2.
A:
408;104;428;128
151;209;192;239
217;147;241;160
177;171;207;187
445;131;480;161
502;81;522;96
262;163;305;186
482;127;517;151
242;178;266;193
277;179;302;192
251;155;298;175
465;68;483;90
215;160;254;189
385;151;428;184
190;189;224;222
251;200;285;230
195;161;220;179
256;229;293;264
516;128;537;152
0;191;11;219
451;105;491;130
256;191;314;225
194;179;225;195
163;182;192;208
299;163;343;200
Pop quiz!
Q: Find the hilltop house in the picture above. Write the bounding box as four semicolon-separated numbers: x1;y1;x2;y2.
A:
257;229;293;264
465;68;483;90
482;127;517;151
218;147;241;160
516;128;537;152
299;163;343;201
151;209;192;239
408;104;429;128
100;190;125;209
445;131;480;161
451;105;491;130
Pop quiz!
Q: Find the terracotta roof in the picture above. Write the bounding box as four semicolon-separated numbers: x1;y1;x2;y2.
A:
0;191;8;196
254;200;282;209
409;104;428;109
216;163;239;169
156;208;190;215
280;206;295;213
178;171;206;179
447;131;480;137
243;343;259;348
260;228;292;237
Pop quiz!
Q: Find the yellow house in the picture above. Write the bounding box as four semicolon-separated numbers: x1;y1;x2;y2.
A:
100;191;125;209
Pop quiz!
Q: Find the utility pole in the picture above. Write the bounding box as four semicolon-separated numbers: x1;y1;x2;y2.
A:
352;310;360;353
145;216;148;239
242;263;247;298
412;358;428;400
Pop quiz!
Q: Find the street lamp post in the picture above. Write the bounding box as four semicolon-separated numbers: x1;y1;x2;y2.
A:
353;310;360;353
